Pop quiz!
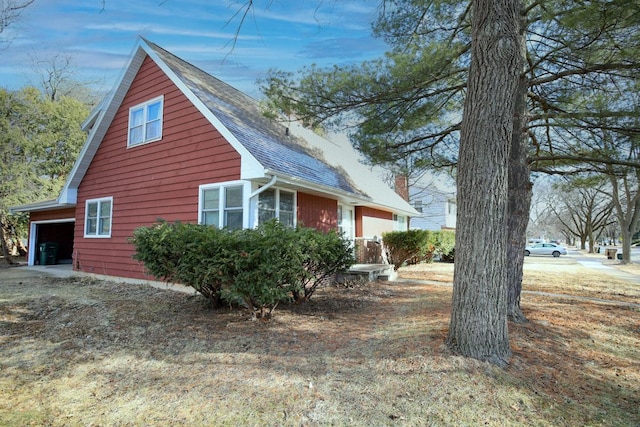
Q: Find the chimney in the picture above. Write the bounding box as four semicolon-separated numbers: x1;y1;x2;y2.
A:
394;175;409;202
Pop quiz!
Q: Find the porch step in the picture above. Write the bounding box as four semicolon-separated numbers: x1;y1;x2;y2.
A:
345;264;396;282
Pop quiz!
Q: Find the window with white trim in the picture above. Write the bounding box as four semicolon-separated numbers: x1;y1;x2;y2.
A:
85;197;113;237
200;184;244;230
128;96;164;147
258;188;295;227
393;213;407;231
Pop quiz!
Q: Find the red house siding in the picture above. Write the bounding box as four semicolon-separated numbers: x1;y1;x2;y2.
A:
297;192;337;232
31;208;76;222
74;57;241;279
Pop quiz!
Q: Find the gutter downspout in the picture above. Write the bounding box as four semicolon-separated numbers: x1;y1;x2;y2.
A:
249;174;278;199
248;174;278;229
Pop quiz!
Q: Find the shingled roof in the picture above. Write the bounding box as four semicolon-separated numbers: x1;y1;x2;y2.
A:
146;40;362;197
23;37;416;217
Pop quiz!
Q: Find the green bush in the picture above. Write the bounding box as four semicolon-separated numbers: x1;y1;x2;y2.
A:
293;227;355;302
382;229;431;270
130;220;354;318
382;229;456;268
432;230;456;262
130;220;233;305
219;221;305;318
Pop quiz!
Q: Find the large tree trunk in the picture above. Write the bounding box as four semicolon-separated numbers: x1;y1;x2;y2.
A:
507;62;531;324
0;219;15;265
447;0;522;366
607;172;640;264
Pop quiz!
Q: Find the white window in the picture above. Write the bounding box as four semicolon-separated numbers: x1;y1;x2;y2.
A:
200;184;244;230
85;197;113;238
258;188;295;227
128;96;164;147
393;214;407;231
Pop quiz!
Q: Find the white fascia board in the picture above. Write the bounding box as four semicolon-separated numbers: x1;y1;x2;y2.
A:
139;39;264;180
58;187;77;205
10;200;74;214
263;169;418;217
264;169;372;203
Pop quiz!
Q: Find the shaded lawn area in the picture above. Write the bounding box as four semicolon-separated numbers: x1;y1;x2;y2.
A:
0;263;638;426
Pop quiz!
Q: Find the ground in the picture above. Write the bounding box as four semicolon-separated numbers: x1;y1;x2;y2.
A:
0;255;638;426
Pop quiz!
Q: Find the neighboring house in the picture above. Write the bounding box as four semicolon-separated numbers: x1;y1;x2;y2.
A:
11;37;417;281
408;174;457;231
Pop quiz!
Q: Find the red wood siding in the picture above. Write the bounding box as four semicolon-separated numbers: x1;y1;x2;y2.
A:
30;208;76;222
355;206;393;237
297;192;337;232
74;56;241;280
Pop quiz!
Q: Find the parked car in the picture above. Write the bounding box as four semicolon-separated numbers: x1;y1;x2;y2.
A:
524;242;568;257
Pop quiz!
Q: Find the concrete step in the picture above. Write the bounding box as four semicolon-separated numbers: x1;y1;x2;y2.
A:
345;264;396;282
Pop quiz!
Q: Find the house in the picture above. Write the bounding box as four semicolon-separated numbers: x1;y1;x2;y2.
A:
408;174;457;231
11;37;417;281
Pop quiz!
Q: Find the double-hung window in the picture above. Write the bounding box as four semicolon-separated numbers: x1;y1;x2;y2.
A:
85;197;113;238
128;96;164;147
200;184;244;230
258;188;295;227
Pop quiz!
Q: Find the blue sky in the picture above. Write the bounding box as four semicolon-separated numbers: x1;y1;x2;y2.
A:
0;0;387;98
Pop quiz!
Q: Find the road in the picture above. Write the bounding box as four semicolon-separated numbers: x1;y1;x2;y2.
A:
566;246;640;285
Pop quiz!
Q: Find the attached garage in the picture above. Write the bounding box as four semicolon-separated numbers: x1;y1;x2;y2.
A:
10;203;76;266
31;220;75;265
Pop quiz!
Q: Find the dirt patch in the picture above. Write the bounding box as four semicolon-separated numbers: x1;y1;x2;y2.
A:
0;268;638;426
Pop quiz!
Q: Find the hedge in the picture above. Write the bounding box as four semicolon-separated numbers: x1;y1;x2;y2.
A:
130;220;354;318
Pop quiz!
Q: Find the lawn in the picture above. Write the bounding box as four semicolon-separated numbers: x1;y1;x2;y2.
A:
0;257;638;426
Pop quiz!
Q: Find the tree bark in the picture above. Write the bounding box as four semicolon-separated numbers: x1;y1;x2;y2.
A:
507;58;531;324
447;0;522;366
0;219;15;265
607;171;640;264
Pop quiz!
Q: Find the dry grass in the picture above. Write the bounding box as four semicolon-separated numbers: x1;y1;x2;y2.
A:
399;255;640;304
0;260;638;426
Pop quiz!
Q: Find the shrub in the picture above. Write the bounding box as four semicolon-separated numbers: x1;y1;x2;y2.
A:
131;220;232;305
293;227;355;302
382;229;431;270
382;229;456;268
431;230;456;262
219;221;305;318
441;247;455;263
131;220;354;318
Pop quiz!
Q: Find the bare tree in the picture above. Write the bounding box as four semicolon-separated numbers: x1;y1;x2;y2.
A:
0;0;34;49
28;52;103;105
603;168;640;263
548;178;614;252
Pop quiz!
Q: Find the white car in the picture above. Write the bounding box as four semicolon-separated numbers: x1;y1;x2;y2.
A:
524;242;568;257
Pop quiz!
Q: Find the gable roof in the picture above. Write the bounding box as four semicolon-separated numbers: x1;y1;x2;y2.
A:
38;37;417;217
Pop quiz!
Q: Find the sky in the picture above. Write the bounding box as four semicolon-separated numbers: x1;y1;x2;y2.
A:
0;0;388;98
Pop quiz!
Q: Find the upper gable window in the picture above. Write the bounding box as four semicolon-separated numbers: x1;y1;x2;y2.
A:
128;96;164;147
